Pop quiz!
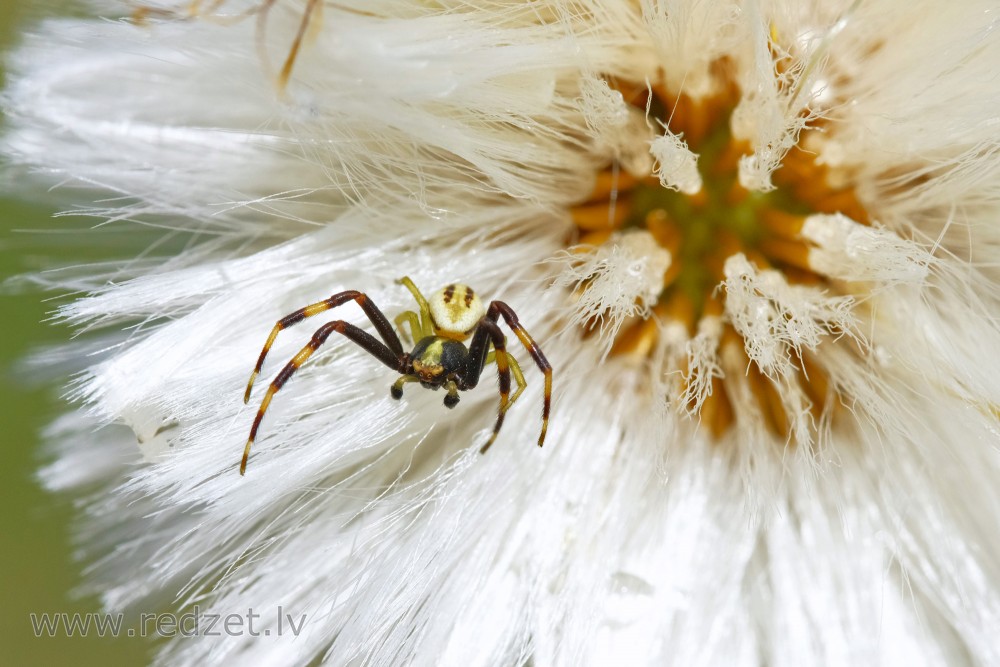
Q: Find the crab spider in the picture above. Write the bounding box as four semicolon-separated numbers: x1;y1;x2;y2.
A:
240;277;552;474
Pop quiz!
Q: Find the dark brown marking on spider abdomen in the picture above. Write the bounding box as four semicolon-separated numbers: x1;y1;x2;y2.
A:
443;284;456;303
464;287;475;308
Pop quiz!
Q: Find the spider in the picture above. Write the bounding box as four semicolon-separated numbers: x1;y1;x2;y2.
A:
240;277;553;474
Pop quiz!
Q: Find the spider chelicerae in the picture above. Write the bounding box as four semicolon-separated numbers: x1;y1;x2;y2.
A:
240;277;553;474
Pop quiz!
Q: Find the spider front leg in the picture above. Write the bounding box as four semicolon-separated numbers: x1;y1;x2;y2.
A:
486;301;552;447
464;319;512;453
391;374;420;399
245;290;403;403
391;376;460;408
444;380;460;408
242;319;404;475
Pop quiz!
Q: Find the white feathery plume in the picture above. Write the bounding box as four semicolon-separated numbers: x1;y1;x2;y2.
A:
553;229;671;356
649;131;702;195
722;252;858;378
6;1;1000;666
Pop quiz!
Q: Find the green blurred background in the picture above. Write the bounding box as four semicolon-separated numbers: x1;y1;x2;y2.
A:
1;3;149;664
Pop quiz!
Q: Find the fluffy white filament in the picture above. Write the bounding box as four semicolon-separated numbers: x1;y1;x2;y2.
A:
6;1;1000;666
802;212;933;285
649;131;702;194
722;253;858;378
681;315;724;414
554;230;671;355
579;76;656;177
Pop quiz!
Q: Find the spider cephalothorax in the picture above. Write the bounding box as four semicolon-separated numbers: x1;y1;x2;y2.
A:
240;277;552;474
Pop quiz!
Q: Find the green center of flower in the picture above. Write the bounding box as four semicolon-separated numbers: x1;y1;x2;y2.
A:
625;109;806;320
571;78;870;438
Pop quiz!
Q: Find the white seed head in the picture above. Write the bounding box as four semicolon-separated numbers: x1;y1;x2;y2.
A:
428;283;485;339
8;2;1000;666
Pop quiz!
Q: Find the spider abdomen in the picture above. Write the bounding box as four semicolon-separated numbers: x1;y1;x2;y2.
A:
428;284;485;340
409;336;469;385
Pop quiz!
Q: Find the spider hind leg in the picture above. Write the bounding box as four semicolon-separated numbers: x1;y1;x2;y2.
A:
244;290;403;403
241;318;403;475
465;319;511;454
488;301;552;448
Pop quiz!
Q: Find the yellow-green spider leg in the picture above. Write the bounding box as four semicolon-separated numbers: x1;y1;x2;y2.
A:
397;276;434;339
392;375;460;408
444;379;460;408
393;310;423;345
486;349;527;410
391;374;421;399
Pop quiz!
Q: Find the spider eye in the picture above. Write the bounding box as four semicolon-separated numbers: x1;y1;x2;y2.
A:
429;283;485;337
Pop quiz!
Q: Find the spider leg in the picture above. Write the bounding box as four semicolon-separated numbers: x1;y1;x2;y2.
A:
242;319;402;475
245;290;403;403
486;350;526;409
486;301;552;447
444;380;460;408
466;319;511;454
391;374;420;399
397;277;434;339
393;310;423;346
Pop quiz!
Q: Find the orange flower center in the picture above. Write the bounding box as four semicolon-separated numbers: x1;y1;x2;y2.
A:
571;72;870;439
